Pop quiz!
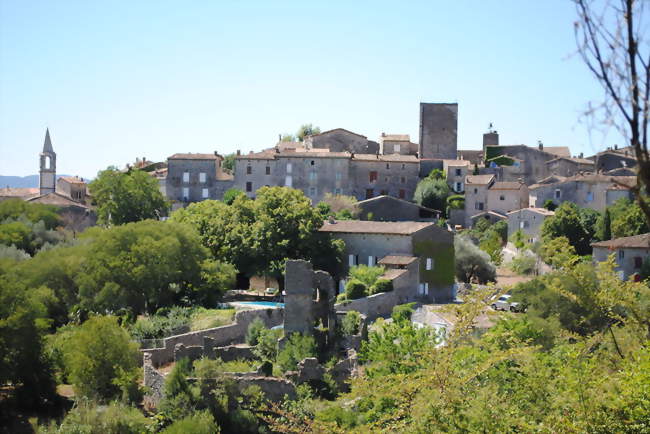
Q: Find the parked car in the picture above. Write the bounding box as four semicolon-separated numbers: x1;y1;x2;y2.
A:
265;287;277;295
491;294;523;312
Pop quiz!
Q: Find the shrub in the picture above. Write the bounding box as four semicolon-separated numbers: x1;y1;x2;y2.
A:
371;278;393;294
245;317;266;346
341;311;362;336
455;235;496;284
345;279;367;300
348;265;386;288
253;328;281;362
39;401;150;434
510;253;537;275
277;333;317;372
161;411;220;434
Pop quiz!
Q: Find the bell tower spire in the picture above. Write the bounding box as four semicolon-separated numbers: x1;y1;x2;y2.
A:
39;128;56;195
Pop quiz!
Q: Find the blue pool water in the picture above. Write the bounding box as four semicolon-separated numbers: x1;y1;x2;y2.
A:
233;301;284;308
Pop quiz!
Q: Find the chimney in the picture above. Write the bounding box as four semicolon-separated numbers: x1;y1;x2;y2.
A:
381;132;386;137
537;140;543;150
278;134;281;142
614;144;618;150
579;152;584;158
236;150;241;156
328;216;336;224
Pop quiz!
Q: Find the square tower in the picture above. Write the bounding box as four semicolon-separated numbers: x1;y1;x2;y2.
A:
418;103;458;160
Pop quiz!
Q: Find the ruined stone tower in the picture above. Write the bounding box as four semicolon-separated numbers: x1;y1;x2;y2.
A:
418;102;458;160
39;128;56;195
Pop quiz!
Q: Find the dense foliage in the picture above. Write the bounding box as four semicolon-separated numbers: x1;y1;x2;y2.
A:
454;235;496;284
89;167;169;225
413;177;450;213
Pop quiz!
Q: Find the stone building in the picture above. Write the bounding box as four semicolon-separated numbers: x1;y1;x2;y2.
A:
39;128;56;195
483;141;571;184
528;173;635;211
443;159;471;193
591;146;637;172
545;156;595;177
56;176;88;203
165;153;233;208
464;174;528;227
304;128;379;154
419;103;458;160
592;233;650;280
319;219;455;302
379;133;418;155
355;195;440;221
506;207;555;243
234;149;419;203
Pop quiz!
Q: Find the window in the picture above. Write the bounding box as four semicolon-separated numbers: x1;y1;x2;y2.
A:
634;256;643;268
309;171;317;181
334;188;342;195
500;195;505;201
286;163;292;173
475;202;484;211
366;189;374;199
246;182;252;192
380;189;388;195
309;187;317;196
348;255;356;266
455;168;462;176
386;163;390;169
310;160;315;166
335;172;342;180
555;189;561;199
394;144;401;153
182;187;189;200
618;249;625;260
401;164;405;170
285;176;292;187
199;172;206;183
368;256;375;266
183;172;190;183
401;176;406;184
399;189;406;199
202;188;209;199
265;166;271;175
418;283;429;296
474;188;478;194
369;171;378;182
426;258;433;270
246;165;252;175
586;191;594;202
455;182;462;192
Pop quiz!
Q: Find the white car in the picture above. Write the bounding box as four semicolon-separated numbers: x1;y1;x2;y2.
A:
491;294;522;312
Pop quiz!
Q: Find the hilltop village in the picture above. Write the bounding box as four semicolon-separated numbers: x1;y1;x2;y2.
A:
1;102;649;432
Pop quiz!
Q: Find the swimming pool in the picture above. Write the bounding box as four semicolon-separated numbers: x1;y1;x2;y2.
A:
231;301;285;308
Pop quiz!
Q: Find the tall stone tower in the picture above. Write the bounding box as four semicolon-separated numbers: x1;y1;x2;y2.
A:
418;102;458;160
39;128;56;195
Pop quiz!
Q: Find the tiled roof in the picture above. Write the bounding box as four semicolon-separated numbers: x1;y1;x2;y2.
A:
381;269;409;280
381;134;410;141
319;220;434;235
355;195;441;214
506;207;555;216
352;154;419;163
444;159;471;166
0;187;40;198
465;174;495;185
592;233;650;249
470;210;507;220
169;153;219;160
543;146;571;158
26;192;89;208
546;156;595;165
491;181;525;190
378;255;418;265
308;128;367;139
58;176;86;184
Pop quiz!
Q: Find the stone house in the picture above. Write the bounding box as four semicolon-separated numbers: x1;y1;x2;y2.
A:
443;159;471;193
592;233;650;280
379;133;418;155
419;102;458;160
506;207;555;243
487;181;529;216
304;128;379;154
591;147;637;172
464;174;495;226
56;176;88;203
528;174;636;211
319;219;455;302
234;149;419;203
165;153;233;208
545;156;595;177
484;142;571;184
464;174;528;227
355;195;440;221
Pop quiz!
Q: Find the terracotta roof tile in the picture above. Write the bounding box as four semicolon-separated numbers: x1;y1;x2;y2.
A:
378;255;418;265
319;220;434;235
168;153;220;160
592;233;650;249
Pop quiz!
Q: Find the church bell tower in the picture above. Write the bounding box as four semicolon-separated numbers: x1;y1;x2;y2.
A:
39;128;56;195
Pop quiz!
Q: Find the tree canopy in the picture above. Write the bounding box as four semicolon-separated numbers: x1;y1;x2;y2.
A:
89;167;169;225
541;202;591;255
413;178;450;213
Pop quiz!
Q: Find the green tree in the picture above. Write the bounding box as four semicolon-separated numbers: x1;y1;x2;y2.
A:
162;411;220;434
413;178;450;213
541;202;591;255
0;198;60;229
344;279;367;300
296;124;321;141
341;311;361;336
596;208;612;241
57;315;141;401
426;168;445;180
509;229;527;250
0;278;56;407
578;207;600;242
39;401;151;434
539;236;579;269
277;333;317;372
479;230;503;266
454;235;496;284
473;163;479;175
221;153;235;173
222;188;245;205
543;199;558;211
348;265;385;289
245;317;266;346
89;167;169;225
611;200;649;238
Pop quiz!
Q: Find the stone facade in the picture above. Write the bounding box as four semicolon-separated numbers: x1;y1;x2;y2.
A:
39;129;56;195
546;157;594;177
304;128;379;154
379;133;418;155
464;175;528;227
319;220;455;302
507;207;554;243
56;176;88;203
419;103;458;160
355;195;440;221
484;144;571;184
592;233;650;280
165;153;233;205
528;174;635;211
592;147;637;172
444;159;471;193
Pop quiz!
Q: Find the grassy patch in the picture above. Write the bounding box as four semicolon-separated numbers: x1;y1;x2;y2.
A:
190;308;236;331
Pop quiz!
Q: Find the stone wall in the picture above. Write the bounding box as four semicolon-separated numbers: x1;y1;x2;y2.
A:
143;308;283;367
335;291;399;320
419;103;458;160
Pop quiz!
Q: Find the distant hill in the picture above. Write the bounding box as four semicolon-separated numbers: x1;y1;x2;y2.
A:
0;174;74;189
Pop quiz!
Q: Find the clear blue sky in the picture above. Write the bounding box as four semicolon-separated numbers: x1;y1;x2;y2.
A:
0;0;624;178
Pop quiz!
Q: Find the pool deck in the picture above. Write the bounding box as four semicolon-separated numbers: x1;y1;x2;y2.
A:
228;301;284;309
